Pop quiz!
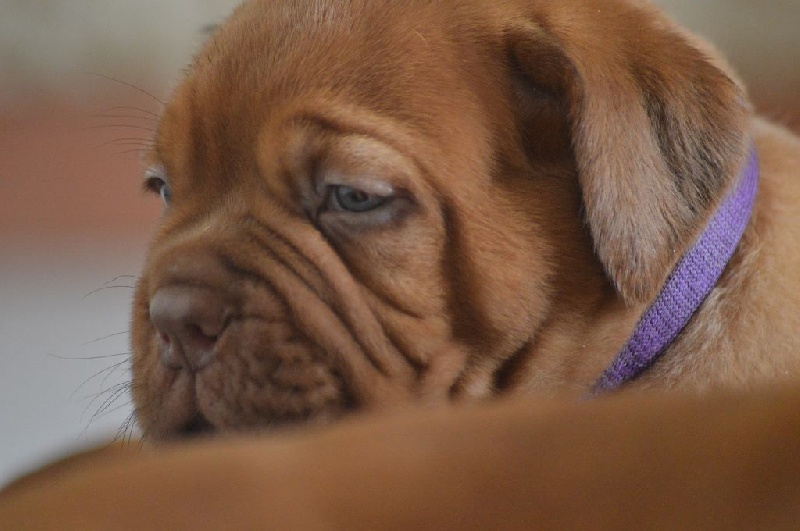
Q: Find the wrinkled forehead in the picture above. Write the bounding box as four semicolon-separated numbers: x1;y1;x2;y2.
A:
154;0;508;184
180;1;484;123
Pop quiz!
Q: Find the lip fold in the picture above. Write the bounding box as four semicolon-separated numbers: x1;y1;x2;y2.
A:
177;411;216;439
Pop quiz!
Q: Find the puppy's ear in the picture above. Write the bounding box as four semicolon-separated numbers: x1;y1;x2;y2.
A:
507;4;750;303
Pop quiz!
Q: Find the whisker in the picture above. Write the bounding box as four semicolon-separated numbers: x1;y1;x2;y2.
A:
82;382;130;422
103;275;140;285
93;113;157;122
81;392;132;441
82;331;128;347
81;381;129;404
82;285;136;299
68;360;130;401
96;137;154;149
115;148;153;156
99;361;131;391
88;124;155;133
91;389;131;424
93;400;134;422
114;414;134;443
105;146;152;157
106;141;152;147
105;143;152;150
114;413;143;447
49;352;130;361
107;105;158;118
86;72;165;105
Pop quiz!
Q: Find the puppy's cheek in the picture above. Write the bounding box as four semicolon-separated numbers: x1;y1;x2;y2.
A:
196;320;349;429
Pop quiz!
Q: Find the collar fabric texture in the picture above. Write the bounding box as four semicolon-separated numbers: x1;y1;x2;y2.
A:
592;149;760;394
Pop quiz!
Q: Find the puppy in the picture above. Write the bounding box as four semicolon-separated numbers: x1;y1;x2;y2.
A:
131;0;800;439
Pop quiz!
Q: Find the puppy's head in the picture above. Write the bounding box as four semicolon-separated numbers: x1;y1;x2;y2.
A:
131;0;749;439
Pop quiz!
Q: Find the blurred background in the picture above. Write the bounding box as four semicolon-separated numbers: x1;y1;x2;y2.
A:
1;0;798;485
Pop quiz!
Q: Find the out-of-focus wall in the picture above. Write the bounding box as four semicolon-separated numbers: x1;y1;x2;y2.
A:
2;1;797;126
656;0;800;130
0;0;798;485
0;0;240;106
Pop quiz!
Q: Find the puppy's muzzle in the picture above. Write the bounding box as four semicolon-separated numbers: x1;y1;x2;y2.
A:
134;238;350;438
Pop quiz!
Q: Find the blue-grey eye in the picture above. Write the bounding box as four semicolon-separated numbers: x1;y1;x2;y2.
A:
144;175;172;207
331;185;390;212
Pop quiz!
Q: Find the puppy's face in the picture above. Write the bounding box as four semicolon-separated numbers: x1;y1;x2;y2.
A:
131;0;748;439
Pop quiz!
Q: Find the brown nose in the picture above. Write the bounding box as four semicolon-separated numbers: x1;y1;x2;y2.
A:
149;286;230;372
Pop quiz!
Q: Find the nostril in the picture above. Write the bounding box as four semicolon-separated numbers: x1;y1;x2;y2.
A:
185;324;219;350
190;321;222;343
149;286;231;372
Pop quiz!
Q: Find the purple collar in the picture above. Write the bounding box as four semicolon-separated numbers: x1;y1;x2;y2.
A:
592;149;759;394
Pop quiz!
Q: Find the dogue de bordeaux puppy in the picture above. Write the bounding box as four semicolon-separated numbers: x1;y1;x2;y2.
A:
3;2;800;525
130;0;800;441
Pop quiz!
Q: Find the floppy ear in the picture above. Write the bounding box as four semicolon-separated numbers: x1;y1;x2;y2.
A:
506;2;750;303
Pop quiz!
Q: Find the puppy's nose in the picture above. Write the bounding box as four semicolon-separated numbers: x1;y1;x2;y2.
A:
149;286;230;372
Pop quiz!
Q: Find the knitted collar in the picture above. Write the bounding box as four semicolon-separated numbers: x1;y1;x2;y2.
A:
592;149;759;394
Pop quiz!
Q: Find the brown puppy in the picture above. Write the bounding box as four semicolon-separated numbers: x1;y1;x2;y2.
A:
131;0;800;439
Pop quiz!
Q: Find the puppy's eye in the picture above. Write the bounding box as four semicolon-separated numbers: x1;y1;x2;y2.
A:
144;174;172;208
330;185;391;213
